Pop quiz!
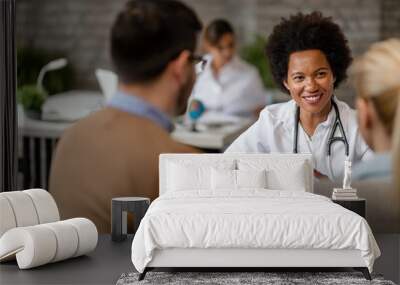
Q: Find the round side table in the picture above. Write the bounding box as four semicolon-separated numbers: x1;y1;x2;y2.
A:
111;197;150;242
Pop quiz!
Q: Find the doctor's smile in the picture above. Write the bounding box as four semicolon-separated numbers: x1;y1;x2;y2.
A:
284;49;334;115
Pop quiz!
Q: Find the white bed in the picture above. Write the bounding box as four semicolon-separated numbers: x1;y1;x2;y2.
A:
131;154;380;280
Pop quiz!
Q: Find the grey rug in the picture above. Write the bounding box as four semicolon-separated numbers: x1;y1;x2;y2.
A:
116;272;396;285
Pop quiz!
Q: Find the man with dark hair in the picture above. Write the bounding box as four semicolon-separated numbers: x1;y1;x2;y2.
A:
49;0;203;233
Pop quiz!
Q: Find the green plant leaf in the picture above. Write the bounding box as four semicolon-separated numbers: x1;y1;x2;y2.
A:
17;85;47;112
240;35;275;89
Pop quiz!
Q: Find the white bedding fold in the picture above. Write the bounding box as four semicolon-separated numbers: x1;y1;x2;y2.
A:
131;190;380;273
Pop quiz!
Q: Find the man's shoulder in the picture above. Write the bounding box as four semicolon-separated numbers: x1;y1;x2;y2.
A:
68;108;155;132
60;108;200;154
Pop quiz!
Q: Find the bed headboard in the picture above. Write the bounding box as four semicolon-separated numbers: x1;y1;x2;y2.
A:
159;153;314;195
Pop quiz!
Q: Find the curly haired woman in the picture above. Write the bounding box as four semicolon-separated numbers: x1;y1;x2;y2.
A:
226;12;372;182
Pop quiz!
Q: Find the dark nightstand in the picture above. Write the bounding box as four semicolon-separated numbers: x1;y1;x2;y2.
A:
332;198;366;218
111;197;150;242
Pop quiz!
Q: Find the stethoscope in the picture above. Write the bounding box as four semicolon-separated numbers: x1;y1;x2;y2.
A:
292;99;349;156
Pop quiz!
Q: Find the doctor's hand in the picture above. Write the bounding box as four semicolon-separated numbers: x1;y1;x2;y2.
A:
313;169;329;180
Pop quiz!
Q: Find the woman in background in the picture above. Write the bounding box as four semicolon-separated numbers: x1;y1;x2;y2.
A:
190;19;268;117
350;38;400;184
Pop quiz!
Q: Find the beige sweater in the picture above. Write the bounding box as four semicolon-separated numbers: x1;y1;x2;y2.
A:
49;107;199;233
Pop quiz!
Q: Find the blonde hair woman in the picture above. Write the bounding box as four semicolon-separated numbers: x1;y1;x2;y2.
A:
350;39;400;189
344;39;400;233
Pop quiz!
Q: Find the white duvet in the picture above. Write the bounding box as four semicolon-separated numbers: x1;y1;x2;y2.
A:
131;190;380;273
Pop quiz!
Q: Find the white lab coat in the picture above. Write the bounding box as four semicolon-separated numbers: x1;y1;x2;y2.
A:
225;98;373;182
191;55;269;117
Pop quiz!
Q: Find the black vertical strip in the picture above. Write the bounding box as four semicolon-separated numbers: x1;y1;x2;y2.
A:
23;136;31;189
0;0;17;192
34;137;40;187
45;138;52;189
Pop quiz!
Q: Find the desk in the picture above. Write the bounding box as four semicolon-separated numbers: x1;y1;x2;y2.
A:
0;234;398;284
18;115;251;189
19;114;252;152
19;116;73;139
171;119;252;151
18;117;73;189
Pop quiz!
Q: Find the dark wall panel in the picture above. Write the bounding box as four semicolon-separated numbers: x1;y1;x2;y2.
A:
0;0;17;192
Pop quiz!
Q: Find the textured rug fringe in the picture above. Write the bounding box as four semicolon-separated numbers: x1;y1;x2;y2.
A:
116;271;395;285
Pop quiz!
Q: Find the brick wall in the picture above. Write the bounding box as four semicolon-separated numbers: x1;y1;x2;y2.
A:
16;0;231;89
16;0;399;104
381;0;400;39
16;0;124;88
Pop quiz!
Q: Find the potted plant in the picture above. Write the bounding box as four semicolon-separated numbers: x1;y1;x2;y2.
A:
16;46;74;119
17;85;47;119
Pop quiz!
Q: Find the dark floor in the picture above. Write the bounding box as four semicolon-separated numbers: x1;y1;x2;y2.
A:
374;234;400;284
0;234;399;285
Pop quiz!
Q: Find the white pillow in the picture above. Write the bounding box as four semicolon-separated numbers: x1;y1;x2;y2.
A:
211;169;267;190
167;162;211;191
238;159;308;191
211;168;236;190
237;169;267;189
267;163;307;191
166;159;236;192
